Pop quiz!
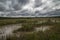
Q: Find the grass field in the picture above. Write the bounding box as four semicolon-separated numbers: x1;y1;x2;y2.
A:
0;17;60;40
0;17;60;26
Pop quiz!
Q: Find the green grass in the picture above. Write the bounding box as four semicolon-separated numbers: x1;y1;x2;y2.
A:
11;24;60;40
0;17;60;40
0;17;60;26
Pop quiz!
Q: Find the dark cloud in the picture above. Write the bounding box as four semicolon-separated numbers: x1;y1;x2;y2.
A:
13;4;21;10
0;3;5;11
0;0;60;17
53;0;60;2
0;6;5;11
0;0;29;11
18;0;29;5
0;0;6;2
35;0;42;7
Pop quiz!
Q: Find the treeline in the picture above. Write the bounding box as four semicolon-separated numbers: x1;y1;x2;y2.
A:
0;16;60;19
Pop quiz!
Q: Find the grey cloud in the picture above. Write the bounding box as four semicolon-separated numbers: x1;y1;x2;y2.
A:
35;0;42;7
0;6;5;11
0;0;6;2
0;3;6;11
13;4;22;10
18;0;29;5
0;0;60;17
53;0;60;2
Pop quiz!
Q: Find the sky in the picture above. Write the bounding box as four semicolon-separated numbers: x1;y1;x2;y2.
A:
0;0;60;17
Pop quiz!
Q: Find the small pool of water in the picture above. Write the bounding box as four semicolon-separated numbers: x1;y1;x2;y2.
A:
35;26;52;32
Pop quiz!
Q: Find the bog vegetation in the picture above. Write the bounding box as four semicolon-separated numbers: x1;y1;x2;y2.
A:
0;17;60;40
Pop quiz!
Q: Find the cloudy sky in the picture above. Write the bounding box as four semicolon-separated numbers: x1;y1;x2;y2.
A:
0;0;60;17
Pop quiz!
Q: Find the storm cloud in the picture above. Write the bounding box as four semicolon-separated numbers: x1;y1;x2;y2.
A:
0;0;60;17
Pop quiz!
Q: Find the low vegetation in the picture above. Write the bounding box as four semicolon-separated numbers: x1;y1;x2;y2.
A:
7;22;60;40
0;17;60;40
